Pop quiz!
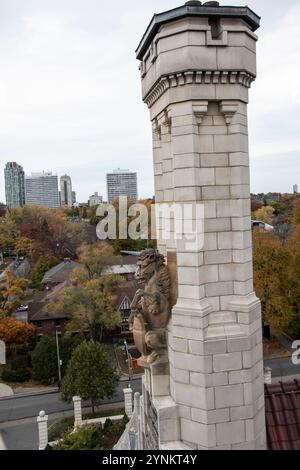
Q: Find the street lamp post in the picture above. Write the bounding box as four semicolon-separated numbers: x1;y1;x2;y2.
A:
55;328;62;388
124;340;132;381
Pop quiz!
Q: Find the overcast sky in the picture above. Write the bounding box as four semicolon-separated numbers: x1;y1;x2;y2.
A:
0;0;299;203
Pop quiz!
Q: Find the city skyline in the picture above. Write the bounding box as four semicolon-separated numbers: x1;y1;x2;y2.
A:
0;0;299;202
2;161;143;205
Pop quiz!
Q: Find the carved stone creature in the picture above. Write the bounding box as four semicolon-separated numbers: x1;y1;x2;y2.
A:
129;249;171;367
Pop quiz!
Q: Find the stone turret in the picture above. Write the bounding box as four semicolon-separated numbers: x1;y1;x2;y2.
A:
136;1;266;450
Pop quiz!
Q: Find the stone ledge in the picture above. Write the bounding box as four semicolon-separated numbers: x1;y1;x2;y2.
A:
144;70;255;107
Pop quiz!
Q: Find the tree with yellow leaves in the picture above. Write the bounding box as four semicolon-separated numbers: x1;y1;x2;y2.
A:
253;206;275;225
76;242;120;280
253;229;293;335
43;277;121;342
0;215;19;254
0;271;29;317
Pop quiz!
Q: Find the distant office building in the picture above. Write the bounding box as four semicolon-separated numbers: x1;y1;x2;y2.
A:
293;185;298;194
72;191;76;205
106;169;138;203
25;172;59;209
89;192;103;207
60;175;73;206
4;162;25;209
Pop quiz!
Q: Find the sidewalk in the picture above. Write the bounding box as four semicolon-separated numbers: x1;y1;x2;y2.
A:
0;384;13;398
0;384;58;401
13;385;58;395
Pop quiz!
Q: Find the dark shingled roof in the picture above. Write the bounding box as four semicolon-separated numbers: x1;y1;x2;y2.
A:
29;301;71;321
265;380;300;450
42;260;81;284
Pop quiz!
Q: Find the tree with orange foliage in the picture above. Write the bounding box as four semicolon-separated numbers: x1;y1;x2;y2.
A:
253;229;293;335
9;205;84;263
0;317;36;353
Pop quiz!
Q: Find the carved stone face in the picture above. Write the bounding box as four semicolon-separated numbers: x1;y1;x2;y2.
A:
135;249;163;284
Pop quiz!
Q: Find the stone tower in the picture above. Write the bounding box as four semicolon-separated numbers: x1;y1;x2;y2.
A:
136;1;266;450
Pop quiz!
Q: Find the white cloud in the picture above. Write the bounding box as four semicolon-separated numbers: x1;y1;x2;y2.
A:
0;4;154;201
249;3;300;158
0;0;299;202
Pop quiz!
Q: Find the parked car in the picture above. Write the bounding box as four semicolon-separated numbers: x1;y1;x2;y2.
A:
251;220;274;232
17;304;29;312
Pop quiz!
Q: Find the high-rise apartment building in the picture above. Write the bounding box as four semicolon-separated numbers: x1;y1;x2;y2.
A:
4;162;25;209
60;175;73;206
106;169;138;203
25;172;59;209
89;192;103;207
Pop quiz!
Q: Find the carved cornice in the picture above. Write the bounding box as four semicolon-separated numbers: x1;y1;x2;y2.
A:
144;70;255;108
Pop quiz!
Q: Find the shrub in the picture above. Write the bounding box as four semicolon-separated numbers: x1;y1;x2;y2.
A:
51;424;104;450
103;416;128;437
103;418;113;432
2;367;30;383
11;356;29;370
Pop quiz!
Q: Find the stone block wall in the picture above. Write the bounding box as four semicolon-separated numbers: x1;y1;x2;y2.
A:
137;3;266;450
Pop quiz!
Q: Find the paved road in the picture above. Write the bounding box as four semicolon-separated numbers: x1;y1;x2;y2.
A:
0;378;142;450
0;378;142;423
0;418;37;450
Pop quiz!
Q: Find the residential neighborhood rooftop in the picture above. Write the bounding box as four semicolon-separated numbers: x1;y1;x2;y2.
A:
265;380;300;450
42;260;81;284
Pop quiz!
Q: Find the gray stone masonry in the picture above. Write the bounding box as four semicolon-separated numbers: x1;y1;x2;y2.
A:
136;2;266;450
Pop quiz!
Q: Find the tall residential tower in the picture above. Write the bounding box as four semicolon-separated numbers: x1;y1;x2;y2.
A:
4;162;25;209
60;175;73;207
